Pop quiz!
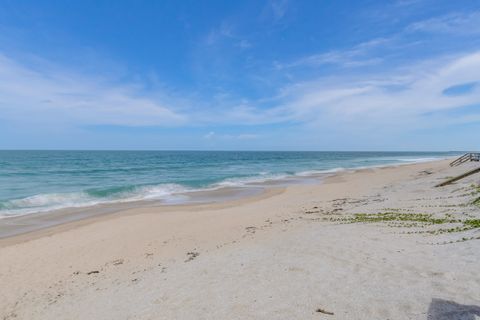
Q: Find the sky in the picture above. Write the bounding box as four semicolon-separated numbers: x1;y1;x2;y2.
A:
0;0;479;151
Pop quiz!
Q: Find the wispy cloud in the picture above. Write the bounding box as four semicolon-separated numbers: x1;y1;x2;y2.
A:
203;20;252;50
204;21;235;46
260;0;290;25
0;53;186;127
279;38;389;69
407;11;480;35
273;51;480;132
269;0;289;21
2;47;479;137
394;0;426;6
203;131;259;140
0;51;286;131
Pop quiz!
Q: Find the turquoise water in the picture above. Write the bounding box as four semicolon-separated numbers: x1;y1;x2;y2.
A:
0;151;459;217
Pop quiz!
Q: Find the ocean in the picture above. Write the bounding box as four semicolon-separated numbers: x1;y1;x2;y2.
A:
0;150;460;218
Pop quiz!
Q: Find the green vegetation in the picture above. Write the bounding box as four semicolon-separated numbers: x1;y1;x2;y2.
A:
464;219;480;228
333;212;457;225
473;197;480;207
470;184;480;196
327;212;480;235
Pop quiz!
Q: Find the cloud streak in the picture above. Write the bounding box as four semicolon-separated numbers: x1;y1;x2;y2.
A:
0;54;186;127
407;11;480;35
278;38;389;69
1;48;479;134
273;51;480;133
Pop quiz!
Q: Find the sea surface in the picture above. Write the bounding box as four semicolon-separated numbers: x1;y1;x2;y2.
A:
0;150;460;218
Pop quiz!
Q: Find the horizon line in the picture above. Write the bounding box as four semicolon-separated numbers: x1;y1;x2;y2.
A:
0;149;469;153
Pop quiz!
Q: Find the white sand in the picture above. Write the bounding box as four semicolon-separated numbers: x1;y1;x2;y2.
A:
1;159;479;319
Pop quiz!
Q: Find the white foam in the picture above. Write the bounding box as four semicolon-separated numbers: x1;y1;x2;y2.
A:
121;184;189;201
214;173;289;188
396;157;441;162
295;167;345;177
0;183;191;218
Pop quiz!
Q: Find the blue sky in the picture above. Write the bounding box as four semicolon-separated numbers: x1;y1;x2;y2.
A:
0;0;479;150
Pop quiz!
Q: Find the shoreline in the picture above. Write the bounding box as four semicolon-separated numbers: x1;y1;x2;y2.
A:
0;157;453;241
0;187;286;247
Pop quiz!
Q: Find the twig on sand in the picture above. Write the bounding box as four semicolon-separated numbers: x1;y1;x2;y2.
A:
316;308;334;315
87;270;100;275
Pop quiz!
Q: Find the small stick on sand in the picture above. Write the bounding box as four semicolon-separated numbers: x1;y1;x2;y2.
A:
316;308;334;315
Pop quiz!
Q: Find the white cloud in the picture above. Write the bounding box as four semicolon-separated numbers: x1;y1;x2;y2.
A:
203;131;215;139
202;131;259;140
181;50;480;132
203;21;252;51
279;38;389;69
273;51;480;131
0;53;186;127
282;11;480;71
407;11;480;35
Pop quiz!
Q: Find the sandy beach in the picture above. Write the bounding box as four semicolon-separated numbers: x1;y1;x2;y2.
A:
1;159;480;320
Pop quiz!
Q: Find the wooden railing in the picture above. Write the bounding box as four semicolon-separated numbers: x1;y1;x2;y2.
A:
436;166;480;187
450;153;480;167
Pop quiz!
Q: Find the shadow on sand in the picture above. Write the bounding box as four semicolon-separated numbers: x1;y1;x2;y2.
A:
428;298;480;320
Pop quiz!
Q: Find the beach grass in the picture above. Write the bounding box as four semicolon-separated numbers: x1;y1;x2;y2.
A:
327;211;480;234
473;197;480;207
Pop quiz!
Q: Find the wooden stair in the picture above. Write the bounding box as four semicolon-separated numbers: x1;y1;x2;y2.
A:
450;153;480;167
